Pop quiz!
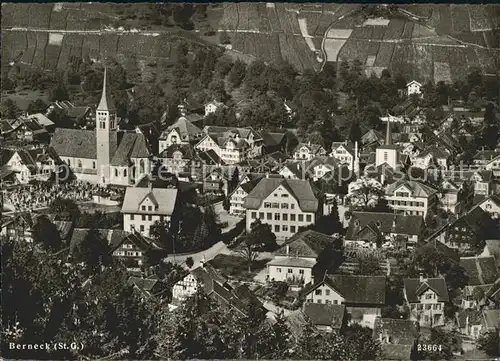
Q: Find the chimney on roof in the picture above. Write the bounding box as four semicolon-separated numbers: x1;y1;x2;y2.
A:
419;273;426;283
265;172;269;178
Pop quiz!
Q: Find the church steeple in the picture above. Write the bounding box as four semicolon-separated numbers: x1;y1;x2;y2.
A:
97;67;115;111
385;120;392;146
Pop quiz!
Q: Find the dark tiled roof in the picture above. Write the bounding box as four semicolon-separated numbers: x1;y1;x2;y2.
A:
51;128;99;159
460;257;499;286
159;143;195;159
326;275;386;305
69;228;130;255
403;277;449;302
275;230;334;258
346;212;424;240
244;178;318;212
110;133;149;166
420;239;459;262
373;318;419;345
128;276;159;293
303;303;346;328
417;146;450;159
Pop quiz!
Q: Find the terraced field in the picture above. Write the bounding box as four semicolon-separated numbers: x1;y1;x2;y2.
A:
2;3;499;81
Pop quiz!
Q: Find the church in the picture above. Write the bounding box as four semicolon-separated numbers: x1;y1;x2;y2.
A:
51;68;151;186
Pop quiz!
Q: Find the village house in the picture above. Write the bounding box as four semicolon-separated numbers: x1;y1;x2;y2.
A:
50;68;150;186
300;303;347;333
158;116;203;153
474;194;500;218
302;274;386;328
482;309;500;333
202;168;229;195
2;147;61;183
278;160;304;180
128;276;167;301
267;230;336;286
8;116;50;143
373;318;419;361
344;212;425;249
406;80;422;97
384;180;438;217
403;276;449;327
412;146;450;170
228;175;283;216
439;179;473;215
330;141;355;170
293;142;327;161
305;156;345;182
468;170;495;197
159;143;197;175
243;177;320;240
121;185;178;237
204;100;225;116
202;126;264;158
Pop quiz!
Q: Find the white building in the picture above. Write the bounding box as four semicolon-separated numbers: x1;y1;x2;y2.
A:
204;100;225;116
293;142;327;161
243;177;319;241
51;68;150;185
385;180;438;217
121;185;178;237
475;194;500;218
158;117;203;153
4;148;60;183
330;141;355;170
404;276;449;327
407;80;422;97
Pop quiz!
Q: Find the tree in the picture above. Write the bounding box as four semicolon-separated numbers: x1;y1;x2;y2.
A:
228;60;247;88
48;83;69;102
0;98;21;118
186;256;194;268
208;78;229;102
235;220;277;272
72;226;112;274
346;177;384;210
314;199;343;235
150;220;174;250
349;120;362;144
49;197;80;221
229;166;240;194
26;99;48;114
220;31;231;44
344;324;381;360
355;252;383;275
32;215;62;252
476;332;500;357
418;328;457;360
471;286;485;304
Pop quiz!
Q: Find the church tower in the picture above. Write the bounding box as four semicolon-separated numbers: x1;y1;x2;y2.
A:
375;120;398;169
96;67;117;184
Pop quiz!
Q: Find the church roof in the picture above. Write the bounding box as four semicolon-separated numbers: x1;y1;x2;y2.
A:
51;128;101;159
97;67;115;111
110;133;149;166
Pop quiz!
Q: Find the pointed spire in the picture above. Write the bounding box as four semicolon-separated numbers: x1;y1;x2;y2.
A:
97;66;115;111
385;120;392;146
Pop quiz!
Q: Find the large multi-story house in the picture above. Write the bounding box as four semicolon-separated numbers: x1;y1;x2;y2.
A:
158;117;203;153
385;180;438;217
345;212;425;249
412;146;450;170
439;179;473;215
243;177;320;240
195;133;251;165
267;230;335;285
403;276;449;327
303;274;386;328
121;185;178;237
474;194;500;218
51;68;150;185
228;177;262;216
469;170;494;196
293;142;327;161
202;126;264;157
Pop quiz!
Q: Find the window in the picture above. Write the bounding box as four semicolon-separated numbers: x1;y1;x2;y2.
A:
277;268;281;273
130;225;135;231
283;214;288;221
325;290;330;296
333;300;338;305
130;214;134;221
291;204;295;209
299;269;304;274
142;215;146;221
272;203;279;208
67;159;71;166
317;299;322;304
291;214;296;221
124;169;127;177
384;152;388;161
326;300;331;304
148;215;152;221
115;168;118;177
281;194;289;198
281;203;289;209
267;213;272;220
298;215;304;222
140;225;144;232
274;225;280;232
425;304;431;310
282;225;288;232
274;213;280;221
258;212;263;219
264;202;271;208
139;159;145;174
315;289;322;295
251;212;257;219
426;294;433;300
306;215;312;222
290;226;296;233
142;205;146;211
288;269;293;274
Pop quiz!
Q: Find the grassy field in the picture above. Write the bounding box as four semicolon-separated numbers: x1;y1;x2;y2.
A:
2;89;49;111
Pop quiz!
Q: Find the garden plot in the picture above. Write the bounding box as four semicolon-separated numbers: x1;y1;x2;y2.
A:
324;39;347;61
414;45;433;83
48;33;64;46
411;24;436;39
374;43;395;67
451;5;471;33
298;17;317;51
362;18;390;26
326;28;353;39
220;3;239;30
434;62;452;83
383;19;405;39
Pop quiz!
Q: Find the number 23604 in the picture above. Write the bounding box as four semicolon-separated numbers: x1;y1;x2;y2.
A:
418;344;442;352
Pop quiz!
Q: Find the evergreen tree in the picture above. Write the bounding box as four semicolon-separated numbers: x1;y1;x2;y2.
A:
32;215;62;252
349;120;362;145
73;226;112;274
228;60;247;88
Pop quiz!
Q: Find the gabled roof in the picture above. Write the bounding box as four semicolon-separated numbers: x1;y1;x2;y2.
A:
162;117;202;139
404;277;449;302
482;309;500;330
417;146;449;159
128;276;161;294
160;143;195;159
373;318;419;345
274;230;334;258
303;303;346;328
69;228;130;255
331;141;354;155
420;239;459;262
121;187;178;215
260;131;287;147
294;142;325;155
407;80;422;87
451;207;491;235
280;161;303;179
385;180;437;198
346;212;424;240
243;178;318;213
26;113;55;127
362;129;384;145
51;128;101;159
460;257;499;286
